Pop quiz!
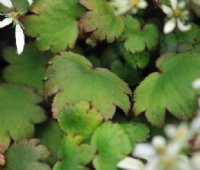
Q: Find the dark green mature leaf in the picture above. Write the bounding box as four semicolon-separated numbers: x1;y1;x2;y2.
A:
24;0;85;52
123;16;159;54
2;139;50;170
44;52;131;120
0;84;46;151
53;135;95;170
91;122;133;170
134;53;200;126
36;120;63;166
79;0;124;42
3;43;51;94
58;101;103;141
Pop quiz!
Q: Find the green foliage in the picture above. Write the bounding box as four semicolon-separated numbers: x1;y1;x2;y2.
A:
44;52;131;120
123;16;159;54
1;139;50;170
24;0;85;52
53;135;95;170
79;0;124;42
134;53;200;126
0;83;46;150
3;43;51;94
58;101;103;141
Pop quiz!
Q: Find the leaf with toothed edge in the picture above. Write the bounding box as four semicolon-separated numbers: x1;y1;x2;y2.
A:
134;53;200;126
24;0;85;52
79;0;124;42
1;139;50;170
44;52;131;120
0;83;46;151
53;134;95;170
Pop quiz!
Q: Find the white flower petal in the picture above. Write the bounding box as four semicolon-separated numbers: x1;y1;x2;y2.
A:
192;79;200;89
177;19;191;32
0;18;13;28
15;23;25;55
170;0;177;9
161;5;173;15
0;0;13;8
27;0;33;6
164;18;176;34
137;0;147;9
165;124;177;139
152;136;166;148
191;153;200;170
117;157;144;170
133;143;155;161
178;1;185;9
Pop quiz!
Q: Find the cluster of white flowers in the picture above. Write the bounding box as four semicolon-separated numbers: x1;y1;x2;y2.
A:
117;78;200;170
0;0;33;55
109;0;148;15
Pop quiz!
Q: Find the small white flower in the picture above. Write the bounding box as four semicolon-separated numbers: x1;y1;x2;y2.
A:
0;0;33;55
109;0;147;15
161;0;191;33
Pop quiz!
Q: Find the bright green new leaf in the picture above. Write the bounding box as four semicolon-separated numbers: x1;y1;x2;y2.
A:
91;122;133;170
24;0;85;52
36;120;63;165
123;16;159;54
79;0;124;42
44;52;131;120
1;139;50;170
134;53;200;126
58;101;103;141
0;84;46;150
3;43;51;94
53;135;95;170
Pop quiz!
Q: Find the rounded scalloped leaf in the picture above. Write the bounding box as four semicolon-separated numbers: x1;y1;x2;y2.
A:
3;43;51;94
1;139;50;170
134;53;200;126
44;52;131;120
53;134;95;170
58;101;103;141
79;0;124;42
24;0;85;52
0;83;46;151
36;120;63;166
123;16;159;54
91;122;133;170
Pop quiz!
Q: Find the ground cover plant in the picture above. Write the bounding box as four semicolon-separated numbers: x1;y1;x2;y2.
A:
0;0;200;170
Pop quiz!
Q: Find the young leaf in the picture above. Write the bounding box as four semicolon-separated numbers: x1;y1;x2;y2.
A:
36;120;63;166
0;83;46;150
44;52;131;120
91;122;133;170
53;135;95;170
1;139;50;170
24;0;85;52
123;16;159;54
134;53;200;126
79;0;124;42
3;43;51;94
58;101;103;141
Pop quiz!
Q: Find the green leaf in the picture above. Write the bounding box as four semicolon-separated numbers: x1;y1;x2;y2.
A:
58;101;103;141
161;24;200;53
36;120;63;166
44;52;131;120
123;16;159;54
3;43;51;94
91;122;133;170
53;135;95;170
134;53;200;126
24;0;85;52
120;123;150;143
0;83;46;151
11;0;29;11
79;0;124;42
2;139;50;170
